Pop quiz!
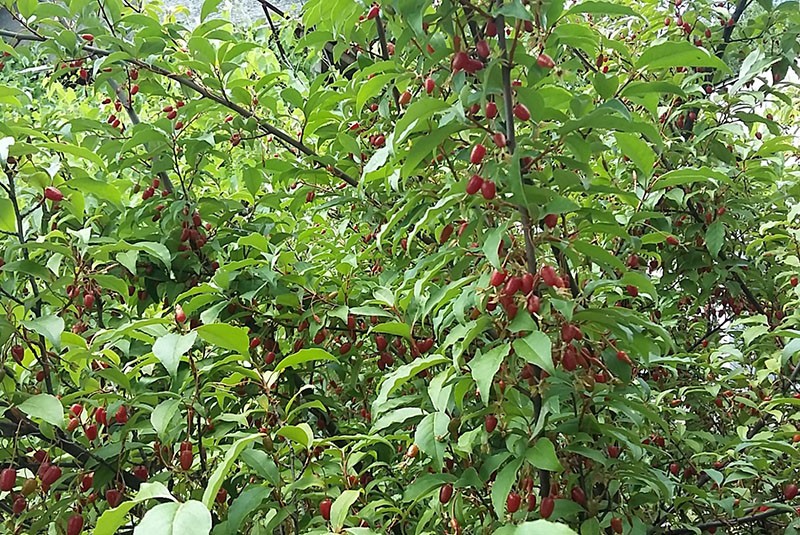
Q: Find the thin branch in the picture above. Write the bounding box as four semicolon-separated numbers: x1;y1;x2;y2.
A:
374;12;401;110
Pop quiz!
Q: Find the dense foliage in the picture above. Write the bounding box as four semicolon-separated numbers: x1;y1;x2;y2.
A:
1;0;800;533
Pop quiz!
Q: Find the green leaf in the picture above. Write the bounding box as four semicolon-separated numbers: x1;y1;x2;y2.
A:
41;142;104;168
565;1;640;17
226;486;271;534
651;167;730;190
636;41;731;73
18;394;63;427
277;423;314;449
274;348;337;373
572;240;625;273
370;321;411;339
513;332;554;375
614;132;655;174
152;332;197;378
133;500;211;535
491;458;523;518
196;324;250;356
414;412;449;471
150;399;181;441
706;220;725;258
134;242;172;269
469;344;510;405
330;490;360;532
202;435;260;509
526;438;563;471
482;224;508;270
200;0;222;21
0;198;15;232
95;482;176;535
22;315;64;350
372;355;450;415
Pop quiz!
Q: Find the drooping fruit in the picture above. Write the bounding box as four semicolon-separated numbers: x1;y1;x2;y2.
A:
70;403;83;417
506;492;521;513
470;144;487;165
439;483;454;504
66;513;84;535
105;488;122;507
791;276;798;287
0;468;16;491
115;405;128;424
451;51;469;72
366;4;379;20
543;213;558;229
12;496;26;515
526;493;537;511
492;132;506;148
476;39;490;58
490;270;507;288
611;517;623;533
320;498;333;520
521;273;534;295
666;235;680;246
179;449;193;471
11;344;24;363
485;101;498;119
80;473;93;492
526;294;540;314
175;305;186;323
513;104;531;121
466;174;484;195
503;277;522;296
571;486;587;507
485;414;498;433
540;496;555;518
85;424;98;441
424;77;435;94
540;265;561;287
785;483;799;500
42;465;62;485
44;186;64;202
480;180;496;200
132;465;148;481
398;90;411;106
536;53;555;69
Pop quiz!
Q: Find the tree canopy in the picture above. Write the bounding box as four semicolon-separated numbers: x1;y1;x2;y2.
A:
1;0;800;533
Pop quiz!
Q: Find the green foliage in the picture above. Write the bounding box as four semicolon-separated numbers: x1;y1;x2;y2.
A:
1;0;800;533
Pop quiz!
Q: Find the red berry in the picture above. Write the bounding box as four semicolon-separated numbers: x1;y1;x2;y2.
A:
70;404;83;417
611;517;623;533
179;449;193;471
513;104;531;121
490;270;507;287
85;424;98;441
44;186;64;202
536;53;555;69
506;492;521;513
540;496;555;518
526;493;537;512
526;294;540;314
424;77;435;94
67;514;84;535
485;414;498;433
571;486;587;506
366;4;379;20
0;468;16;491
42;465;62;485
83;293;95;309
80;473;93;492
665;17;671;26
81;34;94;41
175;305;186;323
216;487;228;504
492;132;506;148
466;174;484;195
12;496;26;515
470;144;487;165
543;213;558;229
451;51;469;72
105;488;122;507
250;337;261;349
320;498;332;520
132;465;148;481
666;235;680;246
439;483;454;504
480;180;496;200
485;101;498;119
626;285;639;297
398;90;411;106
130;84;139;95
115;405;128;424
785;483;799;500
11;344;24;363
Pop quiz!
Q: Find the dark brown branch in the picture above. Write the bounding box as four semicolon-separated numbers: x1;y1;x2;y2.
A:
658;506;786;534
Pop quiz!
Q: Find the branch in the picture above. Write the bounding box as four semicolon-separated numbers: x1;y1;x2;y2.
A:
658;506;787;534
374;12;401;110
0;28;362;190
107;78;175;193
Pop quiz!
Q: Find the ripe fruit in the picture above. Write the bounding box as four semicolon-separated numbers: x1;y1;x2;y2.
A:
526;493;537;511
543;213;558;229
67;418;80;432
406;444;420;458
67;514;84;535
611;517;623;533
540;496;555;518
175;305;186;323
85;424;98;441
536;53;555;69
12;496;26;515
130;84;139;95
44;186;64;202
42;465;62;485
81;34;94;41
440;224;454;244
320;498;333;520
492;132;506;148
521;273;534;295
540;265;561;287
132;465;148;480
476;39;490;59
250;337;261;349
490;270;507;287
571;486;587;507
665;17;671;26
398;90;411;106
80;473;93;492
466;174;484;195
486;101;498;119
481;180;496;200
513;104;531;121
507;492;521;513
485;414;498;433
607;445;621;458
115;405;128;424
439;483;454;504
451;51;469;72
105;488;122;507
265;351;276;365
83;293;95;309
0;468;16;491
669;463;680;476
470;144;487;165
792;276;798;287
666;235;680;246
626;285;639;297
785;483;799;500
424;77;435;94
366;4;379;20
11;344;24;363
526;294;540;314
376;335;388;351
70;404;83;416
179;449;193;470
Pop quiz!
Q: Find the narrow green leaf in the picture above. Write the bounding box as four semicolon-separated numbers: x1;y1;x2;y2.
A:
274;348;337;373
18;394;63;427
202;435;260;509
196;323;250;356
469;344;510;405
152;332;197;378
330;490;360;532
513;332;554;375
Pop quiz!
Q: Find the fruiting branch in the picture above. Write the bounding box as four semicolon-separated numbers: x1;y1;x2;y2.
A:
0;28;361;189
657;506;786;534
